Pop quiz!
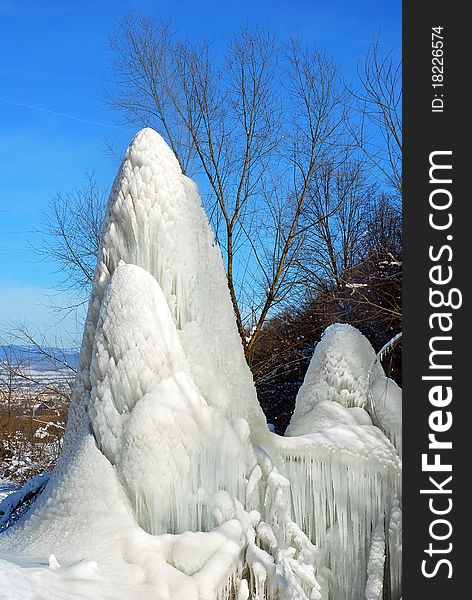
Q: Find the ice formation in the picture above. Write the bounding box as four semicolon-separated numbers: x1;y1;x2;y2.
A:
287;324;402;453
0;129;401;600
370;377;402;456
283;325;402;597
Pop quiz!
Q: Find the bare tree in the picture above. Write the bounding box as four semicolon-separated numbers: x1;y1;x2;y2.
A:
37;173;107;295
303;195;402;345
350;37;402;199
1;339;72;483
14;22;400;371
335;196;402;328
0;347;28;440
106;15;350;357
298;158;375;291
0;22;403;477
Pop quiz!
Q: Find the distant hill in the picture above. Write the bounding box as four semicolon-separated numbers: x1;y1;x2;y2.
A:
0;345;80;372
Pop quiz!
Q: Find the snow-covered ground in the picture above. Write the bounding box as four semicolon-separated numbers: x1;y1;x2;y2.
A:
0;480;17;505
0;129;401;600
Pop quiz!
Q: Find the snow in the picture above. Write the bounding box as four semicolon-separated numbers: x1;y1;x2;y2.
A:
0;480;17;505
0;128;401;600
0;473;50;530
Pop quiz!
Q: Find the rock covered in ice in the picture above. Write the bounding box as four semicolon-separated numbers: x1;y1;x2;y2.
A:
0;129;318;600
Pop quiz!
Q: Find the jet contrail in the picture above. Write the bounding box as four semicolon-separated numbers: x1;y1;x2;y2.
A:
1;98;132;130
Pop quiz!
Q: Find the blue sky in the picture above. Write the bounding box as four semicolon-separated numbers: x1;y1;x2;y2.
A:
0;0;400;346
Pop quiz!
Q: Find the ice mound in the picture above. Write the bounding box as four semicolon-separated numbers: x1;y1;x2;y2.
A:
0;129;401;600
286;323;402;452
370;376;402;456
284;323;402;597
62;128;268;463
286;324;378;436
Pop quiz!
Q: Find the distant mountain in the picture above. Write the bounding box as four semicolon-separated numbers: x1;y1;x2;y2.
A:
0;345;80;372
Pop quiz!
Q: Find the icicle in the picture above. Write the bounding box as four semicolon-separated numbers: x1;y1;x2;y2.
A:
367;333;402;456
387;500;402;600
237;578;250;600
365;519;385;600
278;429;400;600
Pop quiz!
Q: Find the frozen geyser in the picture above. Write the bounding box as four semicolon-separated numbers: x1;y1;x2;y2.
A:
0;129;401;600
